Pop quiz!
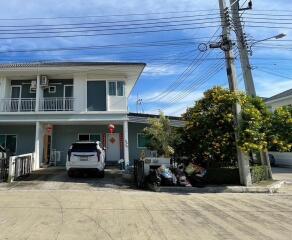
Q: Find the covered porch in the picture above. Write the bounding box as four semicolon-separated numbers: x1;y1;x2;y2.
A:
0;118;130;171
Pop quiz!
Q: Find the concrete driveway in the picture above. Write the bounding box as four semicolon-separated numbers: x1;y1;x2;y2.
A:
0;167;292;240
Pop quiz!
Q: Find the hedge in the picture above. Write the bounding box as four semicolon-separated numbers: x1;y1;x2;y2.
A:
205;165;271;185
250;165;271;183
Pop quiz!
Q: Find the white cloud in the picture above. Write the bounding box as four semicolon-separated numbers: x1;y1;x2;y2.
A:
142;64;186;76
255;76;292;98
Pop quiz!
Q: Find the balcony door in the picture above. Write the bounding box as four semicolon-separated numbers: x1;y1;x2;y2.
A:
11;85;22;112
64;85;73;111
87;81;106;111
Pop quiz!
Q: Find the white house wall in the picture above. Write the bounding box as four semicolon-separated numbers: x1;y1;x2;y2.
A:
266;97;292;111
0;77;10;98
73;73;87;112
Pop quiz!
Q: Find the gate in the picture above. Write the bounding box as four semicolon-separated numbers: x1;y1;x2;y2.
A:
8;153;35;182
0;157;9;182
134;159;145;188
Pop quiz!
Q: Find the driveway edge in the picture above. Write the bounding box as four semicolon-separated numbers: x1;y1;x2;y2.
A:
159;180;286;194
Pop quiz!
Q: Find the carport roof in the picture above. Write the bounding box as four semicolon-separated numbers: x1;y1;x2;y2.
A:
265;88;292;102
128;112;185;127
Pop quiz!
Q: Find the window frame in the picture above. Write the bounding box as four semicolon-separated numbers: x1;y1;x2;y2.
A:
48;85;56;94
29;88;36;94
108;81;117;96
108;81;125;96
137;133;149;149
117;81;125;96
0;134;17;154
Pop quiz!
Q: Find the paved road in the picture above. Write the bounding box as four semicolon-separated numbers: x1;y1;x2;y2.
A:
272;167;292;184
0;167;292;240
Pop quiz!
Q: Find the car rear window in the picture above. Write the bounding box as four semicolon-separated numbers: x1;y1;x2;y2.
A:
71;143;97;152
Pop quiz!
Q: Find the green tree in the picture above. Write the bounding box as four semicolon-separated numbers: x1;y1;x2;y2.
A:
144;112;180;157
181;87;271;167
268;106;292;152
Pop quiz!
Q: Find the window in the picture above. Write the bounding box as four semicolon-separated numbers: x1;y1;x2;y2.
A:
87;81;106;111
90;134;101;142
0;134;17;154
78;133;101;142
117;81;125;96
108;81;125;96
137;133;150;148
49;86;56;94
109;82;116;96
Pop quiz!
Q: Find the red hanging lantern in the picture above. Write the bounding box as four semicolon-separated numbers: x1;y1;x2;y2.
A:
108;124;115;134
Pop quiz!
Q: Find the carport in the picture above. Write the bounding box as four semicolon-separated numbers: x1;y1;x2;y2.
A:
5;166;133;190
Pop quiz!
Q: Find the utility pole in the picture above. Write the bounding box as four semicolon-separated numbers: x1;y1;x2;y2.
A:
230;0;256;96
218;0;252;186
230;0;272;179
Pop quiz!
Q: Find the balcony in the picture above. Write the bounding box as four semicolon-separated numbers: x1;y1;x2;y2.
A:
0;97;74;112
0;98;36;112
39;97;74;111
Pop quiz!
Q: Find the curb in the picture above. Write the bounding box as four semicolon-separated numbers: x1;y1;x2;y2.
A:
159;181;286;194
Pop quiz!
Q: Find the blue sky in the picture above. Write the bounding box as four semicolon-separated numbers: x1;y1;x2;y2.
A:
1;0;292;116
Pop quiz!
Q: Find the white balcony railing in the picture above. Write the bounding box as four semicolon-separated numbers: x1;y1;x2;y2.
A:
0;97;74;112
39;97;74;111
0;98;36;112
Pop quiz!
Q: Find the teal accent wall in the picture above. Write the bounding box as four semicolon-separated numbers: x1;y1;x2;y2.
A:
52;125;123;165
43;79;73;98
128;122;148;164
10;79;73;99
11;80;36;98
0;125;35;155
0;122;148;166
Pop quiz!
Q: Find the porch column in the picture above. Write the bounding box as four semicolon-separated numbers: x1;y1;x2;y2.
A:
34;121;44;170
35;75;40;111
123;120;129;167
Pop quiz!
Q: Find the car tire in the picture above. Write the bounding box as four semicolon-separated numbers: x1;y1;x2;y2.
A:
98;170;105;178
67;170;74;178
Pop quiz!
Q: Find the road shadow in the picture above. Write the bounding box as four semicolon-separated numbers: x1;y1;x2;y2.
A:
5;167;135;190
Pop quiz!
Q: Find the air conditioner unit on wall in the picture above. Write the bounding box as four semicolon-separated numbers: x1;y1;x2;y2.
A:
40;75;49;87
30;80;37;89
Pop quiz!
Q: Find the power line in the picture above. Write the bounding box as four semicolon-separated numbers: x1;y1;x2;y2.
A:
0;15;221;29
0;24;220;40
0;20;221;35
0;9;222;21
0;37;213;54
144;27;222;102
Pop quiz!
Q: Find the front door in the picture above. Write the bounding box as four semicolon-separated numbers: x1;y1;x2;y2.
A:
106;133;120;163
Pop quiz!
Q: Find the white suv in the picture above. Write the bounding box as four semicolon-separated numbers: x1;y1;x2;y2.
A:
66;141;105;177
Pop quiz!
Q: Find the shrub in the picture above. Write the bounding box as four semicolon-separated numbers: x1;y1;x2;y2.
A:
250;165;271;183
144;111;181;157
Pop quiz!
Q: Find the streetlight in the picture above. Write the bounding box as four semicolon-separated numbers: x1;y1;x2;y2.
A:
249;33;286;56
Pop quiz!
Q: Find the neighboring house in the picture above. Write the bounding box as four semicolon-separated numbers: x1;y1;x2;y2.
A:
265;88;292;111
0;62;184;168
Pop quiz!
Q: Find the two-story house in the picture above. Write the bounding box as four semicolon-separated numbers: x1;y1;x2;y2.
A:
0;62;147;169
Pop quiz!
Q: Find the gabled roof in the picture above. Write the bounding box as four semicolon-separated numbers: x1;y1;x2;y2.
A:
265;88;292;102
